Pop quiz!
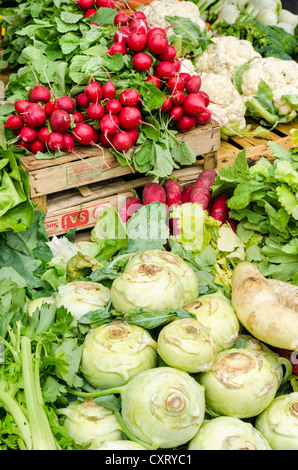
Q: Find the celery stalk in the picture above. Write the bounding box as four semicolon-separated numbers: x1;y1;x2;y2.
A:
21;336;57;450
0;389;32;450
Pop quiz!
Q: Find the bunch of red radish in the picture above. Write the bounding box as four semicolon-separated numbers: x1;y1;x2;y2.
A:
119;169;237;233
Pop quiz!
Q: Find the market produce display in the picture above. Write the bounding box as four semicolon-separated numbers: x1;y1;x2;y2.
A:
0;0;298;453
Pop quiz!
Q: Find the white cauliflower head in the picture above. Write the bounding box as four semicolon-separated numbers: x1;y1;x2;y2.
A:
195;36;261;80
200;72;247;130
142;0;206;35
240;57;298;115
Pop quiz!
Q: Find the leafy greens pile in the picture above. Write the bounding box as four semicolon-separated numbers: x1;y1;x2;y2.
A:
212;142;298;283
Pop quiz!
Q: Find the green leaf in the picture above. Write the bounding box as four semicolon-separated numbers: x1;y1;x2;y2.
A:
91;7;117;26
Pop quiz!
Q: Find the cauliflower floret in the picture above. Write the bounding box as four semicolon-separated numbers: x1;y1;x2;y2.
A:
195;36;261;80
142;0;206;35
240;57;298;115
200;72;247;130
179;58;196;75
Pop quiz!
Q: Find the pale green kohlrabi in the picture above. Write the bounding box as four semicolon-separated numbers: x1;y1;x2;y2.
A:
58;399;123;446
124;250;199;304
157;318;217;373
27;295;55;316
198;348;280;418
80;320;157;388
110;262;185;313
184;289;239;352
255;392;298;450
89;440;147;450
55;280;110;327
120;367;205;449
188;416;272;450
232;334;293;387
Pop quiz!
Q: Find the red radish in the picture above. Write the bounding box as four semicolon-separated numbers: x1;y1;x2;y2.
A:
182;186;193;203
169;106;183;121
38;127;50;143
73;122;95;145
227;218;237;232
179;73;191;84
62;133;75;153
161;96;172;112
132;52;152;71
92;126;100;143
114;12;130;26
84;81;102;103
50;109;71;133
17;140;30;150
164;179;183;208
131;11;146;20
57;96;76;114
146;75;161;89
14;100;31;115
171;90;185;106
99;132;112;148
155;61;175;80
183;93;207;116
185;75;201;94
12;127;22;136
193;169;217;189
126;128;139;146
175;114;196;133
72;111;85;124
142;182;166;205
84;8;97;17
198;90;210;107
147;34;168;55
87;102;105;120
167;76;184;94
274;348;298;376
108;42;127;55
79;0;95;9
96;0;115;7
47;132;64;151
29;85;51;104
44;100;60;116
76;92;90;109
19;126;38;143
196;110;211;126
158;45;176;61
111;130;132;152
147;27;166;39
23;103;47;128
129;18;148;35
126;31;147;52
172;58;181;73
207;196;214;215
30;139;46;154
210;194;230;224
118;106;143;130
102;80;116;100
189;170;217;210
119;196;142;222
119;89;140;107
1;114;23;130
99;114;119;136
114;25;130;45
106;99;122;114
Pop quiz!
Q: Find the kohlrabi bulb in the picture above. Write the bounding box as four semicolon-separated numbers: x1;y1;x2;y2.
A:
184;290;239;352
255;392;298;450
110;262;185;313
27;295;55;316
59;399;123;446
188;416;272;450
157;318;217;373
55;281;110;327
198;348;280;419
232;334;292;386
80;320;157;388
121;367;205;449
125;250;199;304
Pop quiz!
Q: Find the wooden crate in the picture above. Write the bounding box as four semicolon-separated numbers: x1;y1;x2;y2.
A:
44;165;204;237
21;121;221;202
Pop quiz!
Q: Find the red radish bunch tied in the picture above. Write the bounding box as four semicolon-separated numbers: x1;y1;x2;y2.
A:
107;13;213;133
